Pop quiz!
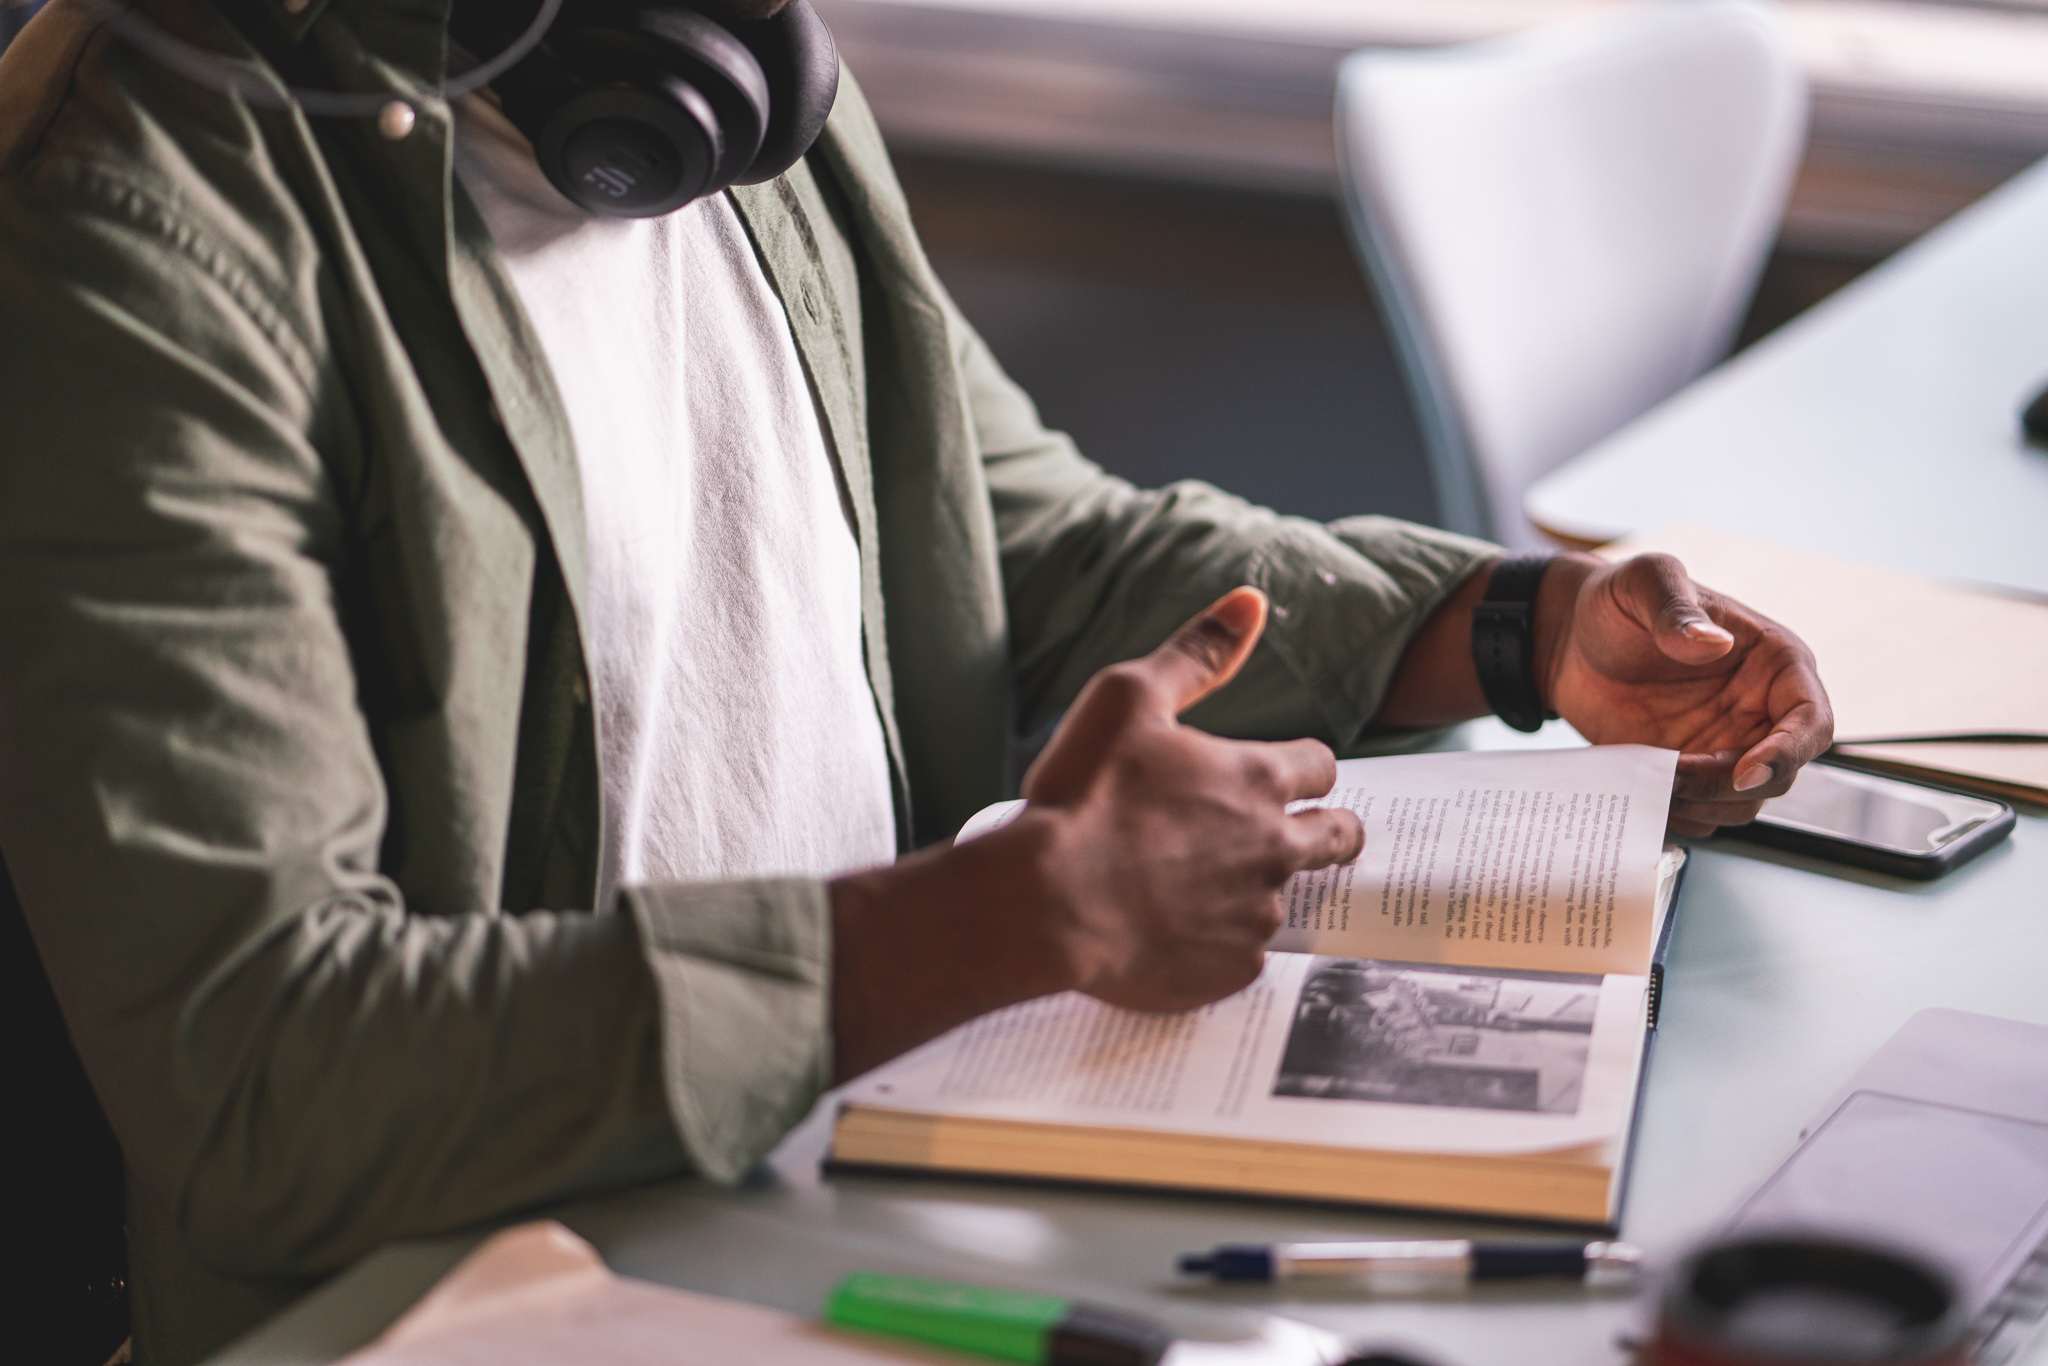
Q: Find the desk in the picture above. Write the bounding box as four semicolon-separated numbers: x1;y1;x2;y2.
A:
1525;154;2048;599
204;720;2048;1366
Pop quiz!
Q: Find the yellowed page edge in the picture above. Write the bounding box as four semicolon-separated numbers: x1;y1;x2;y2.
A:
832;1108;1616;1225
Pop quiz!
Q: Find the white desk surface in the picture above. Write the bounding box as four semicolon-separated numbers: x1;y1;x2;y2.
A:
205;717;2048;1366
1526;154;2048;599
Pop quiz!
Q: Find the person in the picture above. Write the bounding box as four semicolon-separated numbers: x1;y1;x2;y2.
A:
0;0;1833;1359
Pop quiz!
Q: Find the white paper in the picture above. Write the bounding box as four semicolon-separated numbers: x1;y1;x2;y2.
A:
341;1223;965;1366
345;1221;1345;1366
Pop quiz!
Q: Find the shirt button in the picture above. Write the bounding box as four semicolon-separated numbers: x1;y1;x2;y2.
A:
570;676;589;707
376;101;416;141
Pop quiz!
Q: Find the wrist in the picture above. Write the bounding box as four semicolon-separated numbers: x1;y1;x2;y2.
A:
827;814;1083;1082
1470;553;1561;732
931;814;1093;1000
1530;552;1600;713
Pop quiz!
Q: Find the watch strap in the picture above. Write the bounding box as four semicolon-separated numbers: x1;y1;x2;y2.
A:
1471;554;1558;734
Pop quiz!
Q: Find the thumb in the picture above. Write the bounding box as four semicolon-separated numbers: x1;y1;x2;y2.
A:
1144;586;1269;717
1621;553;1735;665
1021;587;1268;804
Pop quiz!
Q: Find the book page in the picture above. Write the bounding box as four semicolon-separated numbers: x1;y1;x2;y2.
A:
844;952;1650;1157
1272;746;1676;976
955;747;1677;976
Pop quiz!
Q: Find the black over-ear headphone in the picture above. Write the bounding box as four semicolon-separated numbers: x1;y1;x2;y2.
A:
449;0;840;218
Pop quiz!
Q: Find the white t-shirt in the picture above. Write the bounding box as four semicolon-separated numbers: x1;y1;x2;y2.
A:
454;96;898;912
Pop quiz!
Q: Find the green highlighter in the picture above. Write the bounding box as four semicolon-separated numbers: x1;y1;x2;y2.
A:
825;1273;1173;1366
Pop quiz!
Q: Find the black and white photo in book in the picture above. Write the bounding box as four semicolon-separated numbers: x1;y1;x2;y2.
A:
1273;957;1602;1114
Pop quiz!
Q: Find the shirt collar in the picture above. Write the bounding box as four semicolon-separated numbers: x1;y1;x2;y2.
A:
242;0;451;65
249;0;336;44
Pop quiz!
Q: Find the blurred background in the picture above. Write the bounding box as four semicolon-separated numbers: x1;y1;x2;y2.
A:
7;0;2041;527
806;0;2048;526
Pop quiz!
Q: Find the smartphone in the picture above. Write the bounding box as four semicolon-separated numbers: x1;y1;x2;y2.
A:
1721;760;2016;879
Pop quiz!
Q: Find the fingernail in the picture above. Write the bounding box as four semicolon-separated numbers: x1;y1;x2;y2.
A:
1203;611;1244;643
1683;619;1733;641
1208;587;1266;640
1734;764;1772;792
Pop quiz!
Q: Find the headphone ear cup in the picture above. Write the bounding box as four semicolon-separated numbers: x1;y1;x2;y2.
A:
465;0;829;215
726;0;838;186
554;11;769;189
625;7;771;184
533;75;723;217
445;16;706;217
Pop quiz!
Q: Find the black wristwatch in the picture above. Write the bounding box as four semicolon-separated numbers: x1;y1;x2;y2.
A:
1470;554;1558;734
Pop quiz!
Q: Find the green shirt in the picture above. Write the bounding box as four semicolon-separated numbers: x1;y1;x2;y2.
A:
0;0;1495;1359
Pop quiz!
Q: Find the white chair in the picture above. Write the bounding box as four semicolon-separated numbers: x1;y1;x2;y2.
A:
1335;0;1808;548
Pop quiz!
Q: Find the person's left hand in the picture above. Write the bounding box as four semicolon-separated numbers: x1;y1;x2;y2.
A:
1537;553;1834;837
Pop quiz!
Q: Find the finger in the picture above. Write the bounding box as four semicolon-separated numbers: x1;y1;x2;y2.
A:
1023;675;1137;802
1170;927;1275;1008
1022;588;1271;803
1672;797;1765;829
1282;807;1367;871
1675;749;1796;803
1668;815;1719;840
1674;750;1741;799
1616;554;1736;665
1733;694;1835;794
1140;586;1269;718
1241;737;1340;802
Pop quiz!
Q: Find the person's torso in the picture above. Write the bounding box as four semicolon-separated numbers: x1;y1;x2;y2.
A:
1;20;1020;1352
453;94;897;905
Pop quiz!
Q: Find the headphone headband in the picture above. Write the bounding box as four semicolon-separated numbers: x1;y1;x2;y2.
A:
725;2;838;186
89;0;836;217
454;0;838;217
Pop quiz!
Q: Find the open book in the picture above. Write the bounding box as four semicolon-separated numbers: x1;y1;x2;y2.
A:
831;745;1685;1228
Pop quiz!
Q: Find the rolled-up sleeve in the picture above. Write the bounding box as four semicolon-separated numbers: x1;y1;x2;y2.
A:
0;145;822;1318
627;879;834;1183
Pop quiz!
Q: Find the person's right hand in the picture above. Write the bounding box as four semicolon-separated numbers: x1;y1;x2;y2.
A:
1011;586;1366;1012
827;586;1363;1082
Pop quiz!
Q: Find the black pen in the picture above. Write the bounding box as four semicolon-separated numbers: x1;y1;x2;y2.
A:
1177;1239;1643;1287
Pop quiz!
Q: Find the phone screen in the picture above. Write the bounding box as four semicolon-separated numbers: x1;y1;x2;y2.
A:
1756;764;2002;854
